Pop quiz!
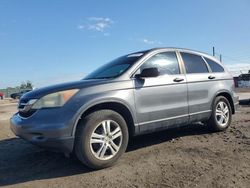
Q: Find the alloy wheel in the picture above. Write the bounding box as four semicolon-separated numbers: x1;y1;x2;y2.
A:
215;101;229;127
90;120;123;160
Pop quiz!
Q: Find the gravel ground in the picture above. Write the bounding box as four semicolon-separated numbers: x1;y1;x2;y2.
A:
0;102;249;188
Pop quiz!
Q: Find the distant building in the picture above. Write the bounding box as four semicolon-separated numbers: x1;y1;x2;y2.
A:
234;73;250;88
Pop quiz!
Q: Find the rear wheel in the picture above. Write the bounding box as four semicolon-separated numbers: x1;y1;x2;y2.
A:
74;110;129;169
207;96;232;131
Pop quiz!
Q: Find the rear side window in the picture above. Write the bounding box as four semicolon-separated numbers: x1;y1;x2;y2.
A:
181;52;209;74
204;57;224;72
139;52;180;75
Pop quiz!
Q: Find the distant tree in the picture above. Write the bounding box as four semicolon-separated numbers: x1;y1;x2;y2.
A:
20;82;27;90
26;80;33;89
248;70;250;74
20;81;33;90
15;86;20;91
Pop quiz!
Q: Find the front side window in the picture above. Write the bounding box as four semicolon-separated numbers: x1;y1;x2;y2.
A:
181;52;209;74
139;52;180;75
204;57;224;72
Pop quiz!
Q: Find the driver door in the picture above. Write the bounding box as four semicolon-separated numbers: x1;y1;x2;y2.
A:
133;51;189;133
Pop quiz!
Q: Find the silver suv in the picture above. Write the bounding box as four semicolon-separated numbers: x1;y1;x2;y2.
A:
10;48;239;169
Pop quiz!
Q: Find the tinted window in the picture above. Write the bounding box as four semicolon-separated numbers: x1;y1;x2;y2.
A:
85;52;145;79
139;52;180;75
181;52;209;74
204;57;224;72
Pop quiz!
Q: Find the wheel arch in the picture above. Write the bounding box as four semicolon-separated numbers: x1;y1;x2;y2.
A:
213;90;235;114
72;100;136;139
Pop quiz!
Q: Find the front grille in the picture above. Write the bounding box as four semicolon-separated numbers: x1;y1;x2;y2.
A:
18;98;37;118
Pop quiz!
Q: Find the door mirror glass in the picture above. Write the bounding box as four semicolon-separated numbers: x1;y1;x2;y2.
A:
136;67;159;78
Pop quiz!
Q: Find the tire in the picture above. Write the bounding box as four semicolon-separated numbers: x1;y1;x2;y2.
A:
207;96;232;131
74;110;129;169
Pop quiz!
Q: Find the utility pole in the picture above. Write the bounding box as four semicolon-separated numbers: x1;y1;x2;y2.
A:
213;47;222;62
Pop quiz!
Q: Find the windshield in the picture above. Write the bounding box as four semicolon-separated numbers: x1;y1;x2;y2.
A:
85;52;145;79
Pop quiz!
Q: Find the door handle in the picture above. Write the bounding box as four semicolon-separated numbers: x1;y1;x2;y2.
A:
208;75;215;79
173;78;184;82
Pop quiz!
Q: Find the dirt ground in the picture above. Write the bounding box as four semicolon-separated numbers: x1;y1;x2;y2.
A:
0;101;250;188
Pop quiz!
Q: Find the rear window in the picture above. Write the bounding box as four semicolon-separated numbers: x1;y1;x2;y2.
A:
181;52;209;74
204;57;224;72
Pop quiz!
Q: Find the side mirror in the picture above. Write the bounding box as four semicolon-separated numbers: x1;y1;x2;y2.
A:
135;67;159;78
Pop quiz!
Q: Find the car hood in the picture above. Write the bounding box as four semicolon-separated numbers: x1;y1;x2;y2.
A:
22;79;108;99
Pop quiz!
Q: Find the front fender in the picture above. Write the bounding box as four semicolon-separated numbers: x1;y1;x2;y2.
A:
70;93;137;137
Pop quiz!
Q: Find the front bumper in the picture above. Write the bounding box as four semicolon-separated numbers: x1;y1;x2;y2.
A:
10;113;74;153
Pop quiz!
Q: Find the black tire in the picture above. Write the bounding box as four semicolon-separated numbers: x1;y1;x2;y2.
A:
74;110;129;169
207;96;232;131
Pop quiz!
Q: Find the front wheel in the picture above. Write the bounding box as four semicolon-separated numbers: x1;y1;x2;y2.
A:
207;96;232;131
74;110;129;169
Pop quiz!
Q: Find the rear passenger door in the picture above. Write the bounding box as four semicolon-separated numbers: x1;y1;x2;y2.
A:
180;52;214;123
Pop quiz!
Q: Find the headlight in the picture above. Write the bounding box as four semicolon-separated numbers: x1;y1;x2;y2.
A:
31;89;79;109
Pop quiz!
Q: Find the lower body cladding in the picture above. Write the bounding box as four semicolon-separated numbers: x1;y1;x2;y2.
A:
10;113;74;153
